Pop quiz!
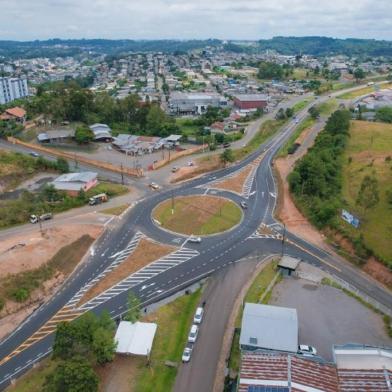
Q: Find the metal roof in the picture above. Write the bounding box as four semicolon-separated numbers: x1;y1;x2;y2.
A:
234;94;269;102
278;256;300;271
53;171;97;184
240;303;298;353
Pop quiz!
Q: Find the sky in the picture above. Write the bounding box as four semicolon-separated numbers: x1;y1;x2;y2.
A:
0;0;391;41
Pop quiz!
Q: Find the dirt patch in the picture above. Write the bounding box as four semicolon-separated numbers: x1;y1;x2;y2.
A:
275;157;328;250
0;224;102;277
153;195;242;236
78;238;176;306
97;355;143;392
211;164;253;194
170;155;223;183
363;257;392;288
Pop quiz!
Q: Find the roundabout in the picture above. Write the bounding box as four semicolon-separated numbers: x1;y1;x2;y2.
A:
152;195;243;236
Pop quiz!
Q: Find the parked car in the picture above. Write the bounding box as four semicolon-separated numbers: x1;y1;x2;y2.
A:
188;236;202;243
240;201;248;209
298;345;317;356
89;193;108;206
149;182;160;190
223;142;231;148
193;307;204;324
182;343;193;363
29;152;40;158
30;212;52;224
172;166;179;173
187;161;194;167
188;324;199;343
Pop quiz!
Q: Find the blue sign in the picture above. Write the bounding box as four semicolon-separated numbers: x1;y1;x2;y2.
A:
341;209;360;228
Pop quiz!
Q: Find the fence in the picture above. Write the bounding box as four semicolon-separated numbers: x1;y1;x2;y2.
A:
7;137;144;177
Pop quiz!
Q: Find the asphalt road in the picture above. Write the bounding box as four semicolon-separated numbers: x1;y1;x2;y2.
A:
0;83;391;389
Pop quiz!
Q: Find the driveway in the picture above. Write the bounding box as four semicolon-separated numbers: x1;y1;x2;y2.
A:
173;255;263;392
269;276;392;361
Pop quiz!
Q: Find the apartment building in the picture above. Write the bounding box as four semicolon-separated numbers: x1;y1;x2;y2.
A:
0;77;29;104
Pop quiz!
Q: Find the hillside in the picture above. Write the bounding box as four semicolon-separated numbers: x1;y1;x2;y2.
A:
340;120;392;265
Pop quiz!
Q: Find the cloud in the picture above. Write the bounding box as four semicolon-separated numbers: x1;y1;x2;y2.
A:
0;0;391;40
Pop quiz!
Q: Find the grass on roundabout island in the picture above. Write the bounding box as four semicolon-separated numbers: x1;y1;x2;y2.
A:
153;195;242;236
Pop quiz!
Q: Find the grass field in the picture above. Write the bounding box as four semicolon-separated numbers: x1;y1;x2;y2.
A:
153;195;242;235
175;117;200;138
134;289;202;392
292;97;314;114
235;119;286;161
338;83;392;99
340;120;392;265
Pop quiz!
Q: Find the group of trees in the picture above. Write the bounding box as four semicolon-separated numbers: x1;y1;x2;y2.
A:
258;61;293;80
20;81;179;138
276;107;294;120
288;110;351;228
44;311;117;392
375;106;392;123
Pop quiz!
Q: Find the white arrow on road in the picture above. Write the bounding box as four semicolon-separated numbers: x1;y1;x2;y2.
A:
249;191;256;197
269;192;276;198
141;283;156;291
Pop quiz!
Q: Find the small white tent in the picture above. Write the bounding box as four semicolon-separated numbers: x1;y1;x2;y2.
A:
114;321;157;356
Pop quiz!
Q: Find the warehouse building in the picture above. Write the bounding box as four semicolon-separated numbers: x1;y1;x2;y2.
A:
169;91;227;115
233;94;269;110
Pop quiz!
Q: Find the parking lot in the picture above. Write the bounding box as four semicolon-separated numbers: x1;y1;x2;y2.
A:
269;275;392;361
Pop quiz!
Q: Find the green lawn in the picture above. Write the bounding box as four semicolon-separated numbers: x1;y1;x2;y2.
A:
337;83;392;99
340;120;392;265
134;289;202;392
175;117;200;138
318;99;339;116
235;119;286;160
292;97;314;114
154;196;242;235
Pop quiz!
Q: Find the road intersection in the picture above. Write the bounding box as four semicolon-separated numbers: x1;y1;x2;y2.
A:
0;89;391;389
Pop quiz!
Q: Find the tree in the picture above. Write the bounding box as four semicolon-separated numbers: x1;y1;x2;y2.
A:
356;175;379;210
56;157;69;173
220;148;235;166
275;108;286;120
75;126;94;144
92;327;117;364
43;357;98;392
353;68;366;82
308;106;320;119
258;61;284;80
53;321;78;359
375;106;392;123
124;291;141;322
285;107;294;118
214;133;225;144
386;189;392;206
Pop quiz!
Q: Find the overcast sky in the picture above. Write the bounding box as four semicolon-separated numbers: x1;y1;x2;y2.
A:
1;0;391;41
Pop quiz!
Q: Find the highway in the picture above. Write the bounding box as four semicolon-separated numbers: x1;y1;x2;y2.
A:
0;85;391;389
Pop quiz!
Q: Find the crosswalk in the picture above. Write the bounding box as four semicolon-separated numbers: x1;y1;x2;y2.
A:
248;232;282;240
78;246;199;311
248;222;283;240
67;231;144;308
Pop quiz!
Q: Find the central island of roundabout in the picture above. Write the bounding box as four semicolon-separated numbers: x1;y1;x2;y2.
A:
152;194;243;236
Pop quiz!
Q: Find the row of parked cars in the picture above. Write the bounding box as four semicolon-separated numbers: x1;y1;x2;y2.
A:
182;305;204;363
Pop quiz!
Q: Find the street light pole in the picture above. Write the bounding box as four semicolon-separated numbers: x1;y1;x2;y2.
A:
281;223;286;256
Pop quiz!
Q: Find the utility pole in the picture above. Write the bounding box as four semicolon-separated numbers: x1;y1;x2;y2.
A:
171;190;174;215
120;163;124;185
281;223;286;256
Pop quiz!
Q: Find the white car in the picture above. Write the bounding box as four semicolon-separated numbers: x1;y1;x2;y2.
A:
240;201;248;209
193;307;204;324
187;161;194;166
188;236;202;243
149;182;160;190
188;324;199;343
182;344;193;363
298;345;317;356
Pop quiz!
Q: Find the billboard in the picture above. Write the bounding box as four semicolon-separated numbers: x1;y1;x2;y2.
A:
341;209;360;228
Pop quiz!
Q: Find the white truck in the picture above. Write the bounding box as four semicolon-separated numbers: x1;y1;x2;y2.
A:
88;193;108;206
30;213;53;224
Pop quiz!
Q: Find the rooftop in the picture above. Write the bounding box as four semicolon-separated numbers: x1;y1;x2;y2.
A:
240;303;298;353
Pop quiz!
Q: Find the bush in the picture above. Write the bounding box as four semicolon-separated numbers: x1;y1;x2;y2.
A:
12;288;30;302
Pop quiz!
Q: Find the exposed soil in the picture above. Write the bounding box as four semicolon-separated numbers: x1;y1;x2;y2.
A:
78;238;176;305
97;355;143;392
364;258;392;288
170;155;223;183
0;225;102;277
211;164;253;194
